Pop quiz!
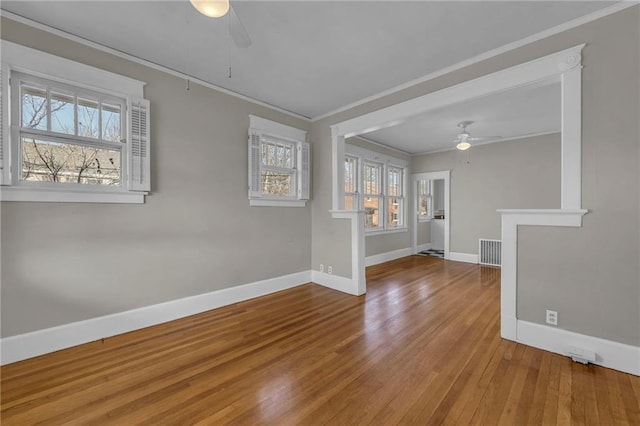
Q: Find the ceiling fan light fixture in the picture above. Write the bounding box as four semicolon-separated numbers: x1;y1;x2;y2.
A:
190;0;230;18
456;141;471;151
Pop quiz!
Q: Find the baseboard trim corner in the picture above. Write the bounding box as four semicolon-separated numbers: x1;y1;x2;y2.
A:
449;252;479;264
311;270;358;295
0;270;312;365
416;243;432;252
516;320;640;376
365;247;413;267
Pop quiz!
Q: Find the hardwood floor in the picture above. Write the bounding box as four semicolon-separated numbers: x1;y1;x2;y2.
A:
1;255;639;425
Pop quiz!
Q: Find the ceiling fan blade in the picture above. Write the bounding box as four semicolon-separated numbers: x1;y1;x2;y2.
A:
229;5;252;48
468;136;502;141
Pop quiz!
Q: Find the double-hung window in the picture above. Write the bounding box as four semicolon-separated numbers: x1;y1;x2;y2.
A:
386;166;404;228
248;115;310;207
16;73;126;187
344;143;408;233
0;41;150;203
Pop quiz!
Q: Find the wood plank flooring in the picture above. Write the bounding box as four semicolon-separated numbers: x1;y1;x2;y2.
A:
1;255;639;424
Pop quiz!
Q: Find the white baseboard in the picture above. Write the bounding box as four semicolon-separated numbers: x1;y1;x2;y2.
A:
0;270;312;366
516;320;640;376
311;270;357;295
416;243;432;252
449;251;479;264
365;247;412;267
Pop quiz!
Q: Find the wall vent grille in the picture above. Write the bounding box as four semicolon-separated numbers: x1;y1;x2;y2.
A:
479;239;502;266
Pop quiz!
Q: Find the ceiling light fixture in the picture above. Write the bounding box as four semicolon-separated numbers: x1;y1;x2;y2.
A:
456;133;471;151
456;141;471;151
190;0;230;18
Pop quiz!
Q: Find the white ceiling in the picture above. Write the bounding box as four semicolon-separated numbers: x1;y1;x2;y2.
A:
364;80;561;154
2;1;614;119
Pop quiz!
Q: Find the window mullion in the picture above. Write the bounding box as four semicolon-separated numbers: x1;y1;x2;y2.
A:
19;129;122;150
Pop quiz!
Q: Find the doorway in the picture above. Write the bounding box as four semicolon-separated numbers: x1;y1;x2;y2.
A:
411;170;450;259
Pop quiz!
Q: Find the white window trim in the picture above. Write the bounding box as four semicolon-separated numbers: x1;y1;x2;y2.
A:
345;144;408;234
249;199;306;207
0;40;148;203
248;115;309;207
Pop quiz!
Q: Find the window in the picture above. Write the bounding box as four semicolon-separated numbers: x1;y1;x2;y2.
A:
17;73;125;187
260;136;296;197
248;115;309;207
418;180;432;221
0;41;150;203
344;143;408;233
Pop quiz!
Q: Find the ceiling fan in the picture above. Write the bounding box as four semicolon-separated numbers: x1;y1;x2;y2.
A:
190;0;252;48
453;121;501;151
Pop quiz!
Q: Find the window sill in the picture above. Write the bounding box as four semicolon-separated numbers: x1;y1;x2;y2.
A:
0;186;146;203
250;199;307;207
365;227;408;236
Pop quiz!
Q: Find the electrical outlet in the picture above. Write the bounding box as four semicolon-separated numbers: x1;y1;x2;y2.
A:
319;264;324;273
546;310;558;326
328;266;333;274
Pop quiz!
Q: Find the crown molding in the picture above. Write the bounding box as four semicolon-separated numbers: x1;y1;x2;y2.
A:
0;9;311;122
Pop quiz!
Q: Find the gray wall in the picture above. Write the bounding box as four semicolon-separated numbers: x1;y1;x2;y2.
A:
517;8;639;346
310;119;353;277
417;221;430;246
365;232;409;257
412;133;561;254
1;18;312;337
311;7;639;346
346;137;412;258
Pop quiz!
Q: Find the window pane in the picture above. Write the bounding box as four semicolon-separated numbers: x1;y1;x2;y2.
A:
262;140;294;169
364;196;380;228
284;145;292;168
419;194;430;217
261;171;292;196
344;157;356;194
77;98;100;139
263;142;276;167
102;103;121;142
388;198;402;228
21;86;48;130
364;162;380;195
267;144;276;166
50;92;75;135
388;167;402;196
344;194;358;211
21;137;121;186
419;180;428;196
